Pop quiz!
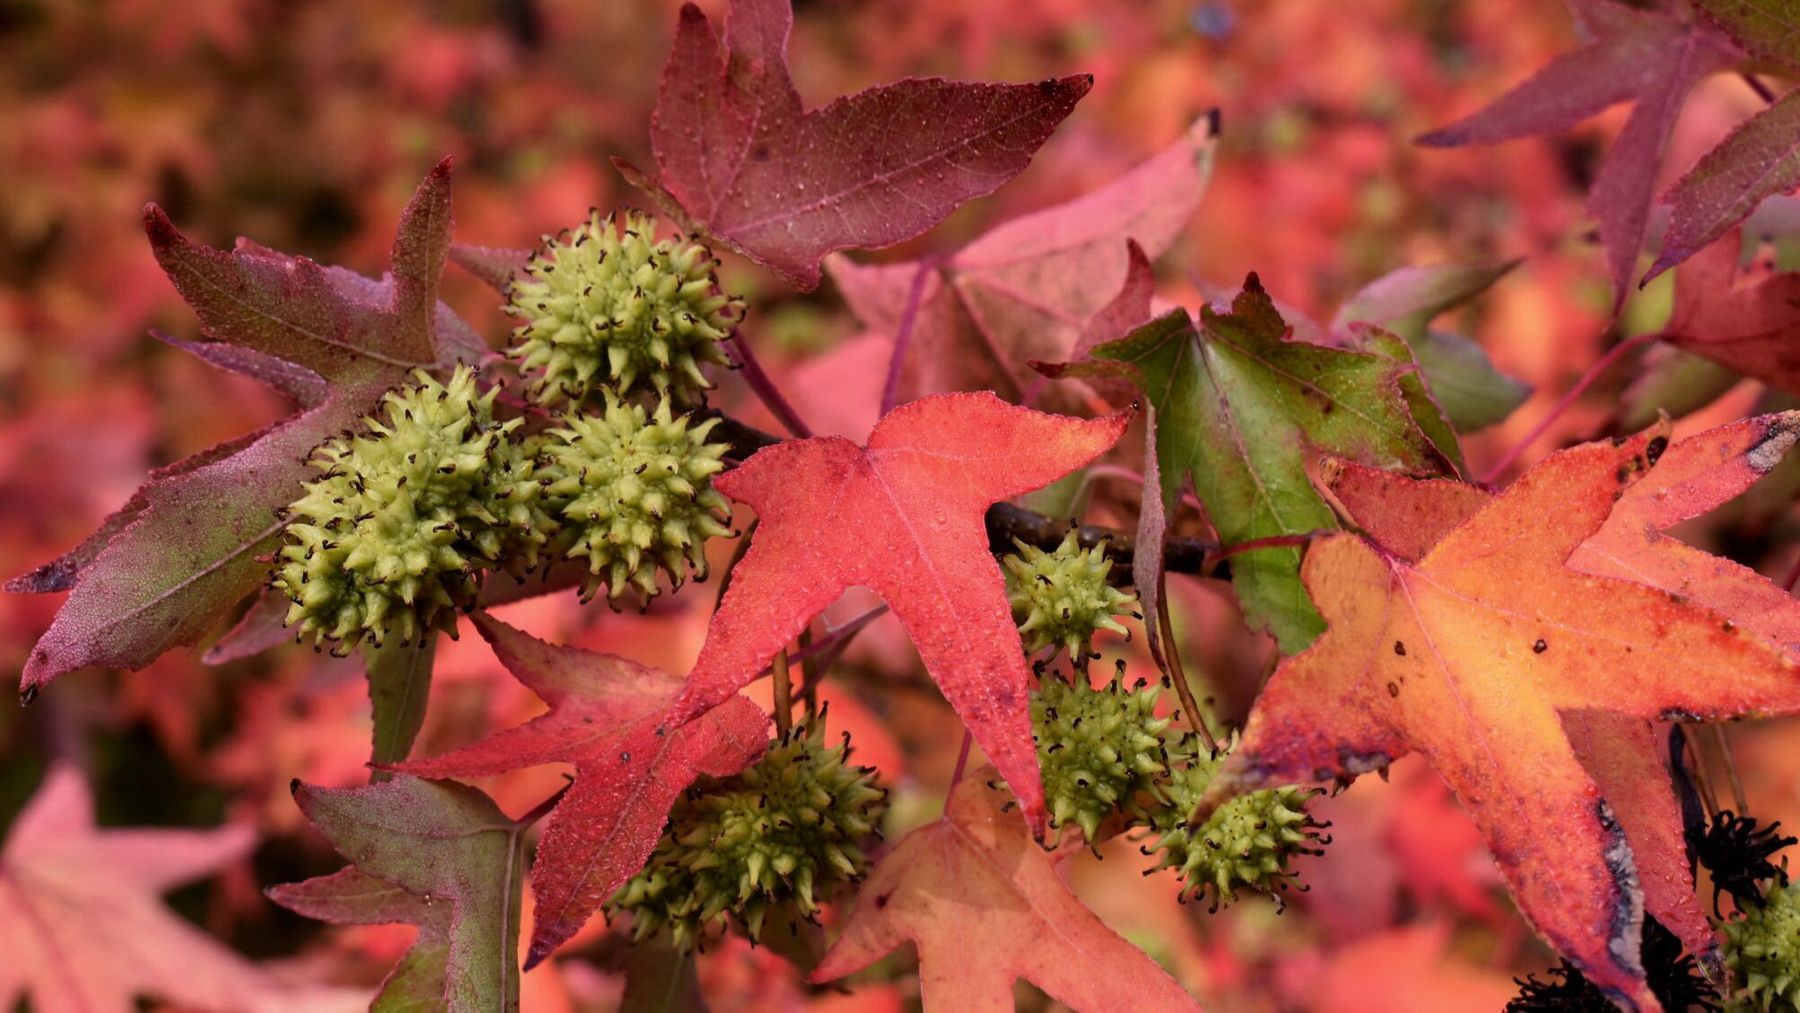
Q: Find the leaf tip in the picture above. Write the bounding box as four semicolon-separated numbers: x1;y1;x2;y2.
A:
18;683;38;708
142;203;180;246
1204;106;1222;137
288;777;302;797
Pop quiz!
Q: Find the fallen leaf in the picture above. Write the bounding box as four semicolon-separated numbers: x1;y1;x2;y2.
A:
11;159;485;694
271;776;530;1012
0;765;275;1010
1418;0;1741;302
665;392;1129;835
1207;426;1800;1007
810;771;1199;1011
618;0;1090;289
1043;277;1453;653
388;612;770;968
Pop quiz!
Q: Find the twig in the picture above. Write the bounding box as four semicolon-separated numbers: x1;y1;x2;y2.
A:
1680;724;1722;818
772;648;793;737
880;259;937;414
1711;723;1750;814
728;333;812;438
1157;568;1217;752
1481;331;1657;483
1742;72;1778;104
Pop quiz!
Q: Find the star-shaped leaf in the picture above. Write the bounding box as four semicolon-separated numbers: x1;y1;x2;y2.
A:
1042;277;1455;653
1659;228;1800;394
1204;424;1800;1006
11;159;485;694
615;0;1090;289
1650;89;1800;281
810;770;1199;1011
0;766;277;1010
664;393;1129;836
1418;0;1742;301
388;612;770;968
270;775;531;1012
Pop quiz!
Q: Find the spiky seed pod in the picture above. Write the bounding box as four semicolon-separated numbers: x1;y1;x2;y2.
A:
1727;880;1800;1011
1505;917;1718;1012
1139;736;1326;910
535;392;732;603
1003;531;1137;659
505;209;741;405
609;721;888;950
272;366;524;651
1694;810;1796;917
1032;663;1172;844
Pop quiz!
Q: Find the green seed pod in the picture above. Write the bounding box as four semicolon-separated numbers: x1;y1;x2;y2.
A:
609;721;888;950
505;209;741;405
536;392;732;603
1726;880;1800;1010
1140;737;1326;910
272;365;521;651
1032;664;1172;844
1003;531;1137;659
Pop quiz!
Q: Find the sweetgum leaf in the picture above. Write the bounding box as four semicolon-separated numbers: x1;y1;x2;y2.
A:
1042;277;1453;653
1691;0;1800;70
270;776;530;1012
367;635;438;774
664;393;1129;836
1660;229;1800;392
388;613;770;968
12;159;483;693
1650;90;1800;283
1418;0;1740;303
810;769;1199;1011
620;0;1090;289
1207;424;1800;1006
827;115;1216;423
0;766;286;1010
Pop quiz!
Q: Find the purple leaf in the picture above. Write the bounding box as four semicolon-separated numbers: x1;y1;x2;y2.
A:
1648;89;1800;282
629;0;1091;289
449;243;533;293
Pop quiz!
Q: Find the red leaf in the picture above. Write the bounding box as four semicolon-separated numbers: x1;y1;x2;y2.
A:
621;0;1090;289
1419;0;1739;305
1649;90;1800;282
13;160;485;693
1661;228;1800;392
810;770;1199;1011
0;766;277;1009
1208;428;1800;1005
666;393;1129;835
388;613;770;968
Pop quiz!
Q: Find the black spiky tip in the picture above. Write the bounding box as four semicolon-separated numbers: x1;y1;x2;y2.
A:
1505;917;1718;1012
1691;809;1795;915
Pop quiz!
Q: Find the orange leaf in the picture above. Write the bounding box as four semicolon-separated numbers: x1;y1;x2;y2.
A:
666;392;1130;835
810;770;1199;1011
1208;423;1800;1008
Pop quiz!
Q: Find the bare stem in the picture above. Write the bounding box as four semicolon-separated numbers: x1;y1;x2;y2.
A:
1481;331;1657;484
1157;568;1217;752
772;648;793;737
728;333;812;439
881;259;937;415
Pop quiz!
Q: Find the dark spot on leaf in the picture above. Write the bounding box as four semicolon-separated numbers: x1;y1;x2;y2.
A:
1532;639;1548;654
1386;681;1399;698
1393;640;1406;656
1645;435;1668;465
875;891;892;909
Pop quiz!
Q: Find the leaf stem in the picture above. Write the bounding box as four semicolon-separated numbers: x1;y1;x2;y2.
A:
772;648;793;737
728;333;812;438
1742;72;1778;104
880;258;938;415
1480;331;1657;484
798;625;819;721
1680;724;1722;818
1711;723;1750;814
947;729;975;802
1157;568;1217;753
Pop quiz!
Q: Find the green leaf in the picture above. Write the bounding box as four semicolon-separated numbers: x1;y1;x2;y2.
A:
1405;330;1532;432
1078;277;1453;652
1621;344;1744;430
366;634;439;775
269;777;528;1013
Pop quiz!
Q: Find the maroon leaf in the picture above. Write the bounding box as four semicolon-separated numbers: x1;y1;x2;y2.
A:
1661;228;1800;391
622;0;1091;289
449;243;533;293
1419;0;1740;305
387;613;770;968
13;159;482;694
1649;89;1800;282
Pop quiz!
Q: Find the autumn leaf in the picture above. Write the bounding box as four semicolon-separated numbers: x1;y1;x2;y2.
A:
1205;425;1800;1007
614;0;1091;289
1418;0;1741;302
809;770;1199;1012
1650;90;1800;282
10;159;485;695
270;775;531;1012
1690;0;1800;70
1659;229;1800;394
664;393;1129;835
826;114;1216;424
1042;276;1454;653
0;765;279;1010
388;612;770;968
